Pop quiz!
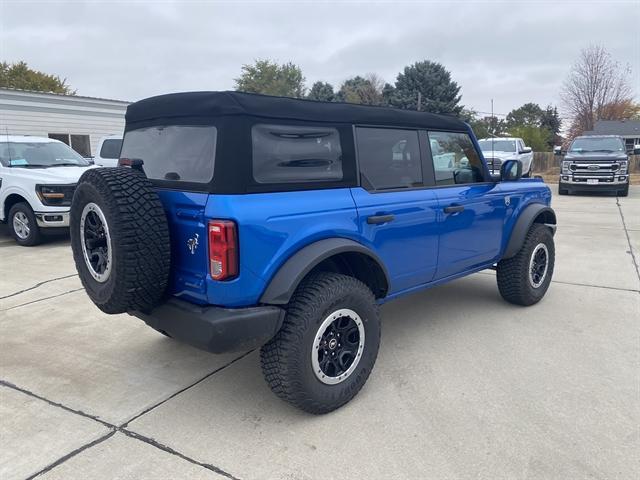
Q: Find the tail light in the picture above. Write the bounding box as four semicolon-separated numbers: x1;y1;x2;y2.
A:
208;220;238;280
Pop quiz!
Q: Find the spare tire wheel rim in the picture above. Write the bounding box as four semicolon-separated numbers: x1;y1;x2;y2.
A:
312;308;365;385
529;243;549;289
80;202;112;283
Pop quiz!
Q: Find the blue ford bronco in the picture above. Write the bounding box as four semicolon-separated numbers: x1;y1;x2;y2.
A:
69;92;557;414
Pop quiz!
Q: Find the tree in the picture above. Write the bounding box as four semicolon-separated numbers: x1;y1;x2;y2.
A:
505;103;544;128
561;45;633;138
234;59;305;98
461;109;506;139
0;61;74;94
504;103;561;149
509;125;552;152
306;81;335;102
386;61;462;114
336;74;385;105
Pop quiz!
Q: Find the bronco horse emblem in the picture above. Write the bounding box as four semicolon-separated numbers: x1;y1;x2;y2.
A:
187;233;199;254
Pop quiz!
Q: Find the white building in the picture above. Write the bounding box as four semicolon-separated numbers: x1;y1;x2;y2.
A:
0;88;129;157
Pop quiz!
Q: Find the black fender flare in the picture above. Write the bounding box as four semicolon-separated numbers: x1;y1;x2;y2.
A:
259;238;390;305
503;204;557;259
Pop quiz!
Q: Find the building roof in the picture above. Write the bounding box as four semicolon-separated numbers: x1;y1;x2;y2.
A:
125;91;468;131
0;87;130;105
584;120;640;137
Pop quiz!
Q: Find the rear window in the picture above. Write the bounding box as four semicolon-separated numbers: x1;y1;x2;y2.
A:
120;126;216;183
99;138;122;159
252;124;343;184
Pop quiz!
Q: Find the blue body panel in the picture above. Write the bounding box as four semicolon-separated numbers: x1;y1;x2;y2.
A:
157;179;551;308
349;187;439;293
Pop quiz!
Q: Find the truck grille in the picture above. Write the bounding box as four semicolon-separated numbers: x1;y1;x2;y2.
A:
485;158;502;171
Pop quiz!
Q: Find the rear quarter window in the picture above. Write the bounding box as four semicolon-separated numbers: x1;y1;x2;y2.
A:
251;124;343;184
120;126;216;183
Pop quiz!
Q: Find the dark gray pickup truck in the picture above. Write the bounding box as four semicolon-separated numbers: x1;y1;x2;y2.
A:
557;135;638;196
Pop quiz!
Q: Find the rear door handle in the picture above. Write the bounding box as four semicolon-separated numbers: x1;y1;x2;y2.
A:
367;214;395;225
444;205;464;214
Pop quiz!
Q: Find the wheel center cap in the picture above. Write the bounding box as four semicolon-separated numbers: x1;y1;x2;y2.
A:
328;338;338;350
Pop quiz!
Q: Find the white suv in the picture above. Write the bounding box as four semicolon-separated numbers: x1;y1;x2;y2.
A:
0;136;94;245
477;137;534;177
93;135;123;167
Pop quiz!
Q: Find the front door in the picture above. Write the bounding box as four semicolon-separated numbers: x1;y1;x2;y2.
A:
426;130;506;280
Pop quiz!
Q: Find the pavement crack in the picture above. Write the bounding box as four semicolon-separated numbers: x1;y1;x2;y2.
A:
0;288;84;312
121;350;253;427
1;351;250;480
616;196;640;287
0;273;78;300
26;430;117;480
121;429;242;480
0;379;115;429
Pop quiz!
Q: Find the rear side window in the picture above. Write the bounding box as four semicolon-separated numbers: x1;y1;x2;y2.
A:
427;131;484;185
120;126;216;183
99;138;122;159
252;124;343;184
356;127;422;190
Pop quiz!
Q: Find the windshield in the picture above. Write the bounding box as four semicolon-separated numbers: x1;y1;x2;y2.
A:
0;141;89;168
569;137;624;153
478;139;516;153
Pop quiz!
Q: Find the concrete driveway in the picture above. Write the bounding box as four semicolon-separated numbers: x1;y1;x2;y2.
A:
1;186;638;480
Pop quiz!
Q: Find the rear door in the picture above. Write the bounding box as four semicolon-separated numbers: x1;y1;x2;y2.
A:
351;127;439;294
119;124;217;303
426;130;506;280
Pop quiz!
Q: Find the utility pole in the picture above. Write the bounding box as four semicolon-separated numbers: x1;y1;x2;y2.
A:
417;92;422;111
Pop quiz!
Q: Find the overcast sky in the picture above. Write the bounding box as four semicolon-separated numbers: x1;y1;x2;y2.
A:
1;0;638;118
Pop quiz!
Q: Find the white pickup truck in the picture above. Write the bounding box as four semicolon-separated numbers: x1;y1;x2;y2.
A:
477;137;534;177
0;136;94;245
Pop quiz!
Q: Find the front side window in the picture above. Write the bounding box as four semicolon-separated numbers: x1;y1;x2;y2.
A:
120;126;216;183
356;127;422;190
252;124;343;184
0;141;89;168
428;131;484;185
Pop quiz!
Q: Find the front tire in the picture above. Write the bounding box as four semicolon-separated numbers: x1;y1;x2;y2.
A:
558;185;569;195
9;202;42;246
260;272;381;414
496;223;555;306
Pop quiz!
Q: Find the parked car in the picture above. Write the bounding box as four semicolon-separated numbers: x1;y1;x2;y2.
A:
478;137;533;177
556;135;637;196
0;136;94;245
69;92;557;413
93;135;123;167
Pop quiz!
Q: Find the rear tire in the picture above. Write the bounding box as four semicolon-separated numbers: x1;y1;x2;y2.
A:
260;272;380;414
70;168;171;314
496;223;555;306
9;202;42;246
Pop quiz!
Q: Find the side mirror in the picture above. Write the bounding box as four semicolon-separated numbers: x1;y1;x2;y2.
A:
554;146;563;156
633;145;640;155
519;147;532;154
500;159;522;181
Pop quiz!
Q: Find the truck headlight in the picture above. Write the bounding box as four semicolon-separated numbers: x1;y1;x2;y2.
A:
36;185;73;206
619;161;628;174
562;161;570;174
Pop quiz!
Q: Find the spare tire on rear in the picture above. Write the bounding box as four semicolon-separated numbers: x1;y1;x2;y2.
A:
70;168;171;314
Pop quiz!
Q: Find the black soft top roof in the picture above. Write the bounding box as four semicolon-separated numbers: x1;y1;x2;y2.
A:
125;91;468;131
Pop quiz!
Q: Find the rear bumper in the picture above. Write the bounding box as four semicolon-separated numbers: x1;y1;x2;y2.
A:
130;299;285;353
